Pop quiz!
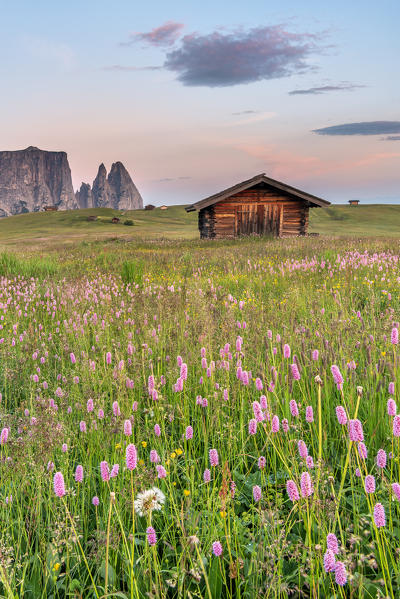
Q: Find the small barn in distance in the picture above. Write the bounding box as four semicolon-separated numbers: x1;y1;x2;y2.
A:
348;200;360;206
186;173;330;238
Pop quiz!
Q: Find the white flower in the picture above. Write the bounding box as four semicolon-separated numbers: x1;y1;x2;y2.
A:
134;487;165;517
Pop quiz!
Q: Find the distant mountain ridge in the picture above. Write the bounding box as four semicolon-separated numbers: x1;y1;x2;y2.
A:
0;146;143;216
77;162;143;211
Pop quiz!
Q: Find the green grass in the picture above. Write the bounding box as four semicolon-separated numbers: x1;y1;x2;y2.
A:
0;204;400;250
310;204;400;236
0;206;198;248
1;235;400;597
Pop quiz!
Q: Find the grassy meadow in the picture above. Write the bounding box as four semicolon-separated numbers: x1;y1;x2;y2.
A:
2;215;400;597
0;204;400;249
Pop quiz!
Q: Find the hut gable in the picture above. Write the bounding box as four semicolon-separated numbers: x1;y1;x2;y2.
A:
186;173;330;239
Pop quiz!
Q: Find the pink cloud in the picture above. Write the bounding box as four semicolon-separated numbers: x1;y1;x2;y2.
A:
128;21;184;47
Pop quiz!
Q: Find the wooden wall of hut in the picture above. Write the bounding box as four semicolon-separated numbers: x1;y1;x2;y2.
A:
198;186;310;239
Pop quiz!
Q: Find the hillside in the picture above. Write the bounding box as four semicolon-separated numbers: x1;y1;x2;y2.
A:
0;204;399;248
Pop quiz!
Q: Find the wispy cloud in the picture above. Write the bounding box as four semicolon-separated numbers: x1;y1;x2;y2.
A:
102;65;162;72
232;110;259;115
289;83;365;95
154;176;192;183
164;25;321;87
222;111;276;126
313;121;400;136
123;21;184;47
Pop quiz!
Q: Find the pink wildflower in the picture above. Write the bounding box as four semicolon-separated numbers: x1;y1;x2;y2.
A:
334;562;347;586
146;526;157;546
212;541;223;557
323;550;336;573
305;406;314;423
298;440;308;458
271;415;280;433
124;419;132;436
327;533;339;554
258;456;266;469
376;449;387;469
209;449;219;467
110;464;119;478
290;363;301;381
53;472;66;497
248;419;257;435
126;444;137;471
252;485;262;502
300;472;313;498
373;503;386;528
364;475;376;494
306;456;314;469
150;449;160;463
348;419;364;442
75;465;84;482
358;442;368;459
331;365;343;386
100;461;110;482
286;480;300;502
336;406;347;425
0;427;9;444
156;465;166;478
203;468;211;483
391;482;400;501
393;415;400;437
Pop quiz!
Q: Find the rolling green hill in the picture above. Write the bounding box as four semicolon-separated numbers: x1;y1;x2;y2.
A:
0;204;399;248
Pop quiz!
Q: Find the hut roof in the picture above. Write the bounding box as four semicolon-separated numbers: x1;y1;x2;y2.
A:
185;173;330;212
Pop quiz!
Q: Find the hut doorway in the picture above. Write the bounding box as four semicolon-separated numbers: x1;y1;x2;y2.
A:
235;204;283;236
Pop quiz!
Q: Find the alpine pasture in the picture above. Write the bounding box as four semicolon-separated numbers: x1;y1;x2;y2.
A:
1;210;400;598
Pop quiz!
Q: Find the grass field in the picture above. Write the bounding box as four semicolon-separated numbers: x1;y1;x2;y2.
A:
0;204;400;249
2;217;400;597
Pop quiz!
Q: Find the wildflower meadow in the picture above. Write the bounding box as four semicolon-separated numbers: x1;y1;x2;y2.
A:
2;236;400;598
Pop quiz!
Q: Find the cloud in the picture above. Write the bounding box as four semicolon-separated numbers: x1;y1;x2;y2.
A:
289;83;365;95
313;121;400;136
124;21;184;47
163;25;320;87
222;111;276;127
154;176;192;183
384;135;400;141
103;65;162;72
232;110;259;115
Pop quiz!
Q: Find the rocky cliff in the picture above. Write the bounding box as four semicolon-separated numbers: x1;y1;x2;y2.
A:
83;162;143;210
75;182;93;209
0;146;78;216
0;146;144;216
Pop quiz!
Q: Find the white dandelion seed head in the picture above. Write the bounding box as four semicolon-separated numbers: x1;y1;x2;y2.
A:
134;487;165;517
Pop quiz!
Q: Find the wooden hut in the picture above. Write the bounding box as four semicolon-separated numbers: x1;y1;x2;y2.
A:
348;200;360;206
186;173;330;238
111;217;120;224
43;205;58;212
